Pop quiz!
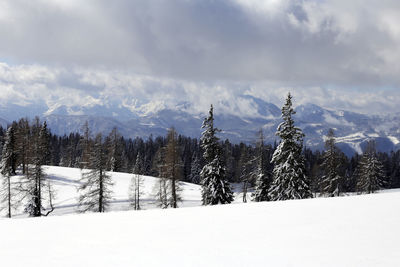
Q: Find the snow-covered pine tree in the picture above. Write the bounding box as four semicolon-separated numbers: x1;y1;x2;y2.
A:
188;152;202;184
129;151;144;210
0;125;18;218
357;140;386;194
269;93;312;201
200;105;234;205
253;129;272;202
78;133;113;213
320;129;344;197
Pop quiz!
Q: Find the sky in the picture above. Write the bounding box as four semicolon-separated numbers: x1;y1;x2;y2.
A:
0;0;400;117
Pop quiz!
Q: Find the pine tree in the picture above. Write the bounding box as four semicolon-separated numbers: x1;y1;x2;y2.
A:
78;133;113;212
16;118;30;174
200;105;234;205
253;129;272;202
357;141;386;194
130;151;144;210
189;152;202;184
0;125;17;217
320;129;344;197
107;127;123;172
269;93;312;201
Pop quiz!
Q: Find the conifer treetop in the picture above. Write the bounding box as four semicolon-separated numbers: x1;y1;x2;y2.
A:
201;104;221;162
276;93;304;143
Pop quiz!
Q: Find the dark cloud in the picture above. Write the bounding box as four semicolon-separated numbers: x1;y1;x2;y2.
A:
0;0;399;85
0;0;400;115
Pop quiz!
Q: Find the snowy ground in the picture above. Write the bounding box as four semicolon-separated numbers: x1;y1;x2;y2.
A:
5;166;204;217
1;167;400;266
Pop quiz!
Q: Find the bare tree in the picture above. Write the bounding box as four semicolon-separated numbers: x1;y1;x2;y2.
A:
23;119;55;217
78;133;114;213
152;147;169;209
164;127;183;208
237;145;253;203
0;125;18;217
130;152;145;210
79;121;92;169
252;129;272;202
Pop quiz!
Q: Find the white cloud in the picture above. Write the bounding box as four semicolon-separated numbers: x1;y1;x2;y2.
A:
0;0;398;86
0;62;400;118
0;1;400;117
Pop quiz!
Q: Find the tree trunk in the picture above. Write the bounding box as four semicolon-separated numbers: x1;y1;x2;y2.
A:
171;163;177;208
242;180;248;203
99;169;103;212
7;176;11;218
38;172;42;216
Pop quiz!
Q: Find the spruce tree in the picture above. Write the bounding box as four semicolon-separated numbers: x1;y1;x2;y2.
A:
0;125;17;218
357;141;386;194
253;129;271;202
320;129;344;197
200;105;234;205
269;93;312;201
107;127;123;172
188;152;201;184
16;119;31;174
78;133;113;212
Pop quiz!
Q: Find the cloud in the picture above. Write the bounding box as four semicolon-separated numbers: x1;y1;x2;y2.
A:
0;62;399;119
0;0;398;85
0;0;400;117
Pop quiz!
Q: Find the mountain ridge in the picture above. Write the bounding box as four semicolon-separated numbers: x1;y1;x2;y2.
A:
0;96;399;156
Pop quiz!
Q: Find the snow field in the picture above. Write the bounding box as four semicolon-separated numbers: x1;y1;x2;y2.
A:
0;166;399;266
6;166;203;217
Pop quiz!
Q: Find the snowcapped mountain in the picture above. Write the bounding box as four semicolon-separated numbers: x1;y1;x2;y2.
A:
1;96;400;156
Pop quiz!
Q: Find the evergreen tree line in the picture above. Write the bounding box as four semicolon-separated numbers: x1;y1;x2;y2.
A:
0;94;400;216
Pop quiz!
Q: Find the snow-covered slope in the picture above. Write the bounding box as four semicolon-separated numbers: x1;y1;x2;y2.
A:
6;166;202;217
1;178;399;266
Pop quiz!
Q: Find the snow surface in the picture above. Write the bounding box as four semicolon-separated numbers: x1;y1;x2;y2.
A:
4;166;203;217
388;136;400;145
1;167;400;266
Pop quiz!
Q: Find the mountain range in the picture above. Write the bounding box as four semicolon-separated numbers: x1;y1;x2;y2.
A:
0;95;399;156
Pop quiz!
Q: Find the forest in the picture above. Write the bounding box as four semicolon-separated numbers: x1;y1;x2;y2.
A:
0;94;400;217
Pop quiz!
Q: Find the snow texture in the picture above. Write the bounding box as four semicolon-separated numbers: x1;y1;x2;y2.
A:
0;169;399;266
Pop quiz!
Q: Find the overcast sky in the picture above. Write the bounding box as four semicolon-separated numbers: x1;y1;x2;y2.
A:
0;0;400;116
